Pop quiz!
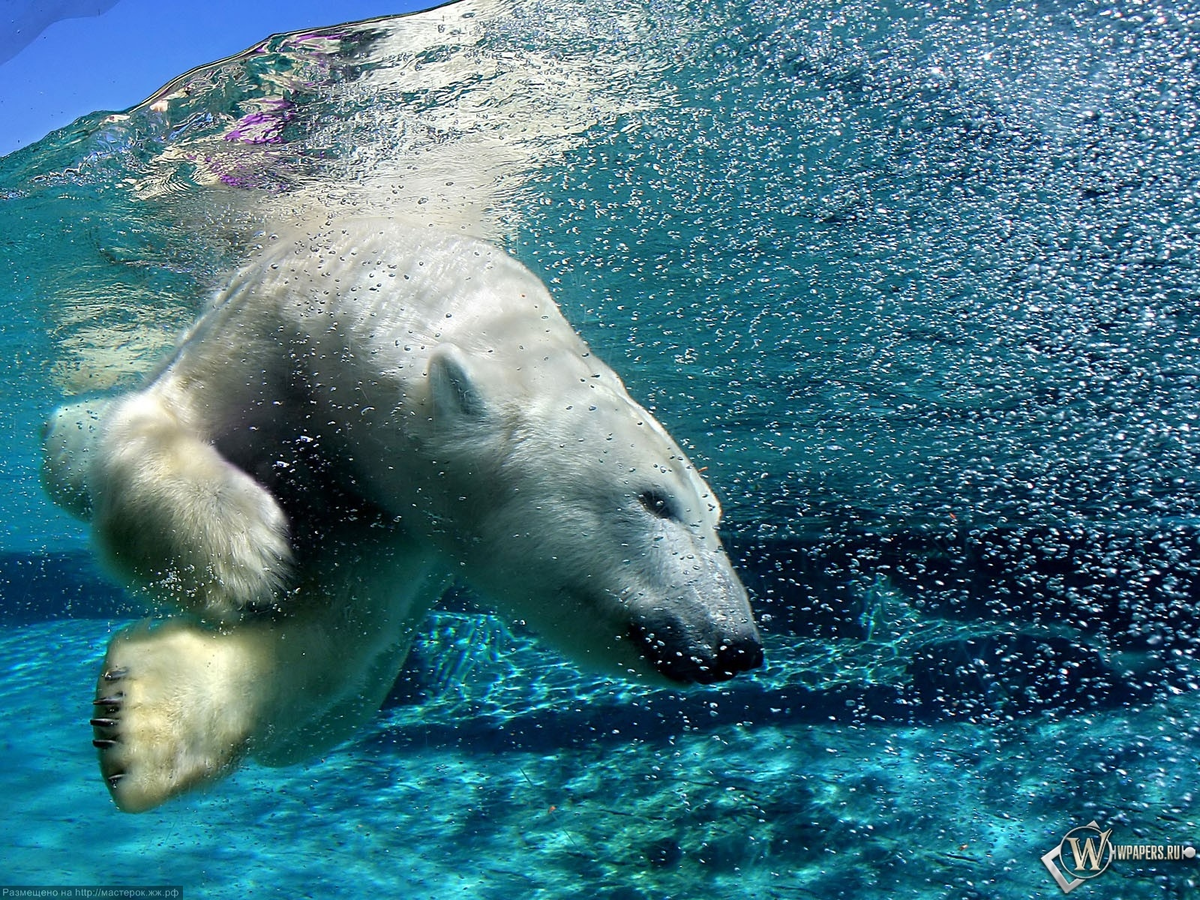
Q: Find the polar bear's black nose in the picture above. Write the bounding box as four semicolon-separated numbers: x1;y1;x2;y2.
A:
629;618;763;685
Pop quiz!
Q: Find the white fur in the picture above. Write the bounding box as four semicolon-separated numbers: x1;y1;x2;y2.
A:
92;518;447;812
88;392;292;621
47;218;760;812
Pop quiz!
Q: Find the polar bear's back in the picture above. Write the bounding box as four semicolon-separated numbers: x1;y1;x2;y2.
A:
238;219;577;362
200;218;627;419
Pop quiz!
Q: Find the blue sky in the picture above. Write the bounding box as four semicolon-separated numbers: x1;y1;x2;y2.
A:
0;0;433;157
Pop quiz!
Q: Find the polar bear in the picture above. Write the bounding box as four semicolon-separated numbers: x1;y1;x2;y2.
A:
42;218;761;812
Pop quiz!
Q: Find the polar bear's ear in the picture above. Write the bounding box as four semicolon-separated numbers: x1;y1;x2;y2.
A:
428;343;487;420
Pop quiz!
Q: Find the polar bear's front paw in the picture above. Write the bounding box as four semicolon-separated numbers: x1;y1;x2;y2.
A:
181;463;294;621
89;623;255;812
95;439;293;624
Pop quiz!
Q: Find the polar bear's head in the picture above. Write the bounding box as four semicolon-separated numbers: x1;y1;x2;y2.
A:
416;340;763;685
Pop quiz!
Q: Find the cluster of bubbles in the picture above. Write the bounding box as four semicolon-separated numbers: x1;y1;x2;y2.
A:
5;0;1200;714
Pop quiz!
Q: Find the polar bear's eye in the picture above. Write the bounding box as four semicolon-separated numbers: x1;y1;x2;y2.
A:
638;489;679;522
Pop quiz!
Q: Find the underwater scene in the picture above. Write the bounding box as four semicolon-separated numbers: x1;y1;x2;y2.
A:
4;0;1200;896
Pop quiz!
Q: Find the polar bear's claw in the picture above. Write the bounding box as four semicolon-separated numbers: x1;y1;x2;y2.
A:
91;678;129;801
91;623;254;813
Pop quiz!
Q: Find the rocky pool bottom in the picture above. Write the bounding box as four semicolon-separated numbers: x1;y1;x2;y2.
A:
5;608;1198;900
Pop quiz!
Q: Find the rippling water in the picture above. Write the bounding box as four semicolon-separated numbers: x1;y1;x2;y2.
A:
4;0;1200;897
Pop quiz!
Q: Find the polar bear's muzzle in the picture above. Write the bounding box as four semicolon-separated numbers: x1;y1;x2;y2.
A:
628;614;763;684
626;574;763;684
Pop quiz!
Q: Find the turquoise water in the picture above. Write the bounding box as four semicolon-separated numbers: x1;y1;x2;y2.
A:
4;0;1200;896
